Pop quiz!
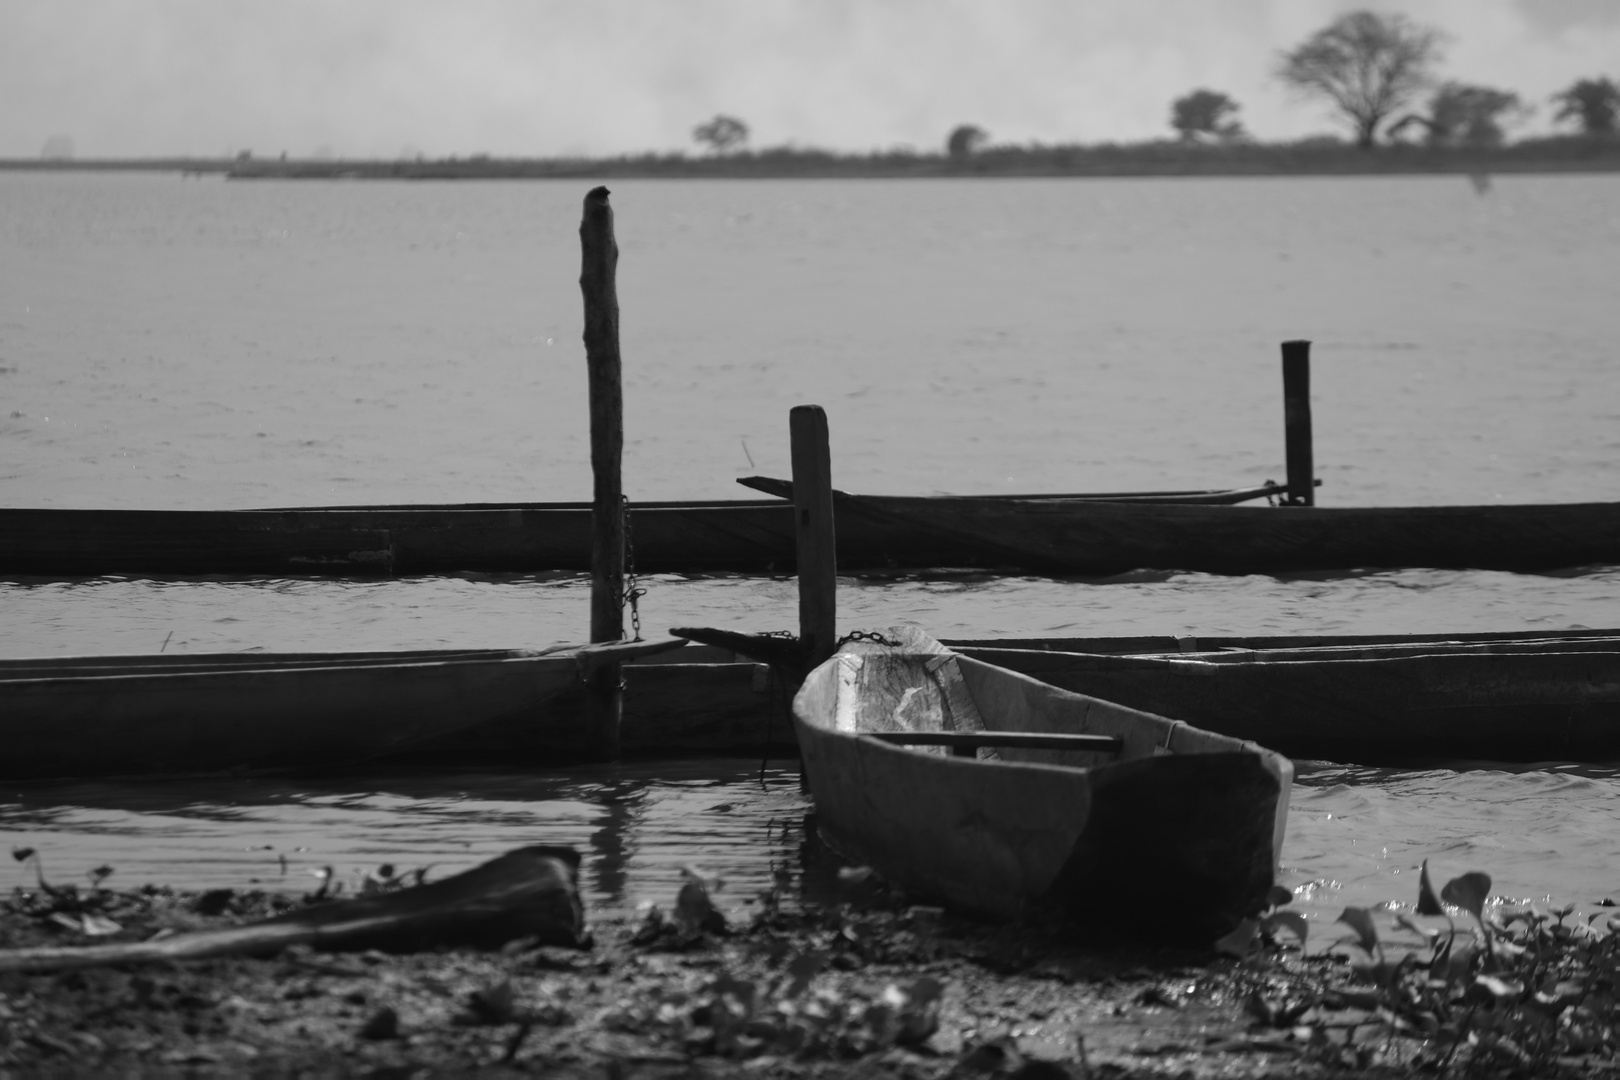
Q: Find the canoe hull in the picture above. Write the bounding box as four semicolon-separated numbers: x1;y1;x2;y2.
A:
0;650;573;779
792;648;1291;940
6;492;1620;577
10;627;1618;778
0;647;798;780
833;493;1620;575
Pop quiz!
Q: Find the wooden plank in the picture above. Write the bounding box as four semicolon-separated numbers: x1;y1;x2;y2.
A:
580;184;625;760
863;730;1123;752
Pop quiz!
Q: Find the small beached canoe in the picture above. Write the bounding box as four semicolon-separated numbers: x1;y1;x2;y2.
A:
0;637;688;780
790;636;1293;941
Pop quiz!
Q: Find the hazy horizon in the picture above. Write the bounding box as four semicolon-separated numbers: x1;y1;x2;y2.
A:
3;0;1618;160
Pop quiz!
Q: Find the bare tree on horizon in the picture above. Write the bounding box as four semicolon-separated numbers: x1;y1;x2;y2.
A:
1276;10;1446;149
692;115;749;154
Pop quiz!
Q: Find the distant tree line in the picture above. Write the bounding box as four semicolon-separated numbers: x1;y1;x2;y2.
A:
688;8;1617;164
1166;11;1616;152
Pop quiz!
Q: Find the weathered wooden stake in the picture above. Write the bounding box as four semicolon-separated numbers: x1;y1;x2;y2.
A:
791;405;837;671
580;186;624;759
1280;340;1314;506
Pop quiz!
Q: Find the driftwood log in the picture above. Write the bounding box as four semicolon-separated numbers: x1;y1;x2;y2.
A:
0;846;586;974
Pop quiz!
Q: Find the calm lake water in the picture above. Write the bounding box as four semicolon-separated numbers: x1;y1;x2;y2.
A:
3;171;1619;931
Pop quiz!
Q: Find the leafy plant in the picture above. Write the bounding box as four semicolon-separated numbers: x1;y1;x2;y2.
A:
1310;862;1618;1074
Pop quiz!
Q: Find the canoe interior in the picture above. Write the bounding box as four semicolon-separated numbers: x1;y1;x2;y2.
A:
792;647;1292;940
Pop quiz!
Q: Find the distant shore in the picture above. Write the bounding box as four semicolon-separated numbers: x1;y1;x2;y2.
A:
5;137;1619;180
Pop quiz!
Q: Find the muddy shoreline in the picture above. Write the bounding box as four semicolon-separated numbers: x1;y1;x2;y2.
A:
0;869;1440;1080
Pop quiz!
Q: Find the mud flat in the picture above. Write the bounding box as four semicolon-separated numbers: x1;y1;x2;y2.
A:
0;869;1458;1079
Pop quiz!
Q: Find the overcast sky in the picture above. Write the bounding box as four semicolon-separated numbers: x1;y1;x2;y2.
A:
3;0;1616;159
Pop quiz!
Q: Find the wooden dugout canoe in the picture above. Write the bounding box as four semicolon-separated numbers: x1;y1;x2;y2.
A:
814;488;1620;575
10;626;1618;780
0;638;692;780
0;481;1287;578
790;639;1293;941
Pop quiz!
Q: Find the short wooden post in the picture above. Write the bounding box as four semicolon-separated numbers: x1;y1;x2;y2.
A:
1280;340;1314;506
580;186;624;759
791;405;837;671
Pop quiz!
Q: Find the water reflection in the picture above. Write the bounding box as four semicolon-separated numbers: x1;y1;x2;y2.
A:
7;756;1620;936
0;761;814;918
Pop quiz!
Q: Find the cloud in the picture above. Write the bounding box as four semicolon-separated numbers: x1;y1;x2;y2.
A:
1;0;1615;158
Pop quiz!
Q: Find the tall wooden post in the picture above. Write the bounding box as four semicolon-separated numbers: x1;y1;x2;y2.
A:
580;186;624;759
791;405;837;671
1280;340;1314;507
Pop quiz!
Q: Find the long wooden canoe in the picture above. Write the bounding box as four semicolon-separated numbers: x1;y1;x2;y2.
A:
0;638;690;780
812;487;1620;575
791;637;1292;941
951;633;1620;766
0;481;1290;578
671;624;1620;766
11;626;1619;779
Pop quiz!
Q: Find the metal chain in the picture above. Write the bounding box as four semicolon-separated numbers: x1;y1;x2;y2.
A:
835;629;902;649
622;495;645;641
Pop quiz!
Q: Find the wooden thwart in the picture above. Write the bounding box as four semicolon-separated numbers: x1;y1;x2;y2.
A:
864;730;1123;756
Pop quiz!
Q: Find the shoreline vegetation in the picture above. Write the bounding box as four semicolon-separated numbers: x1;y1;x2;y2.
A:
5;137;1620;181
5;849;1617;1077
